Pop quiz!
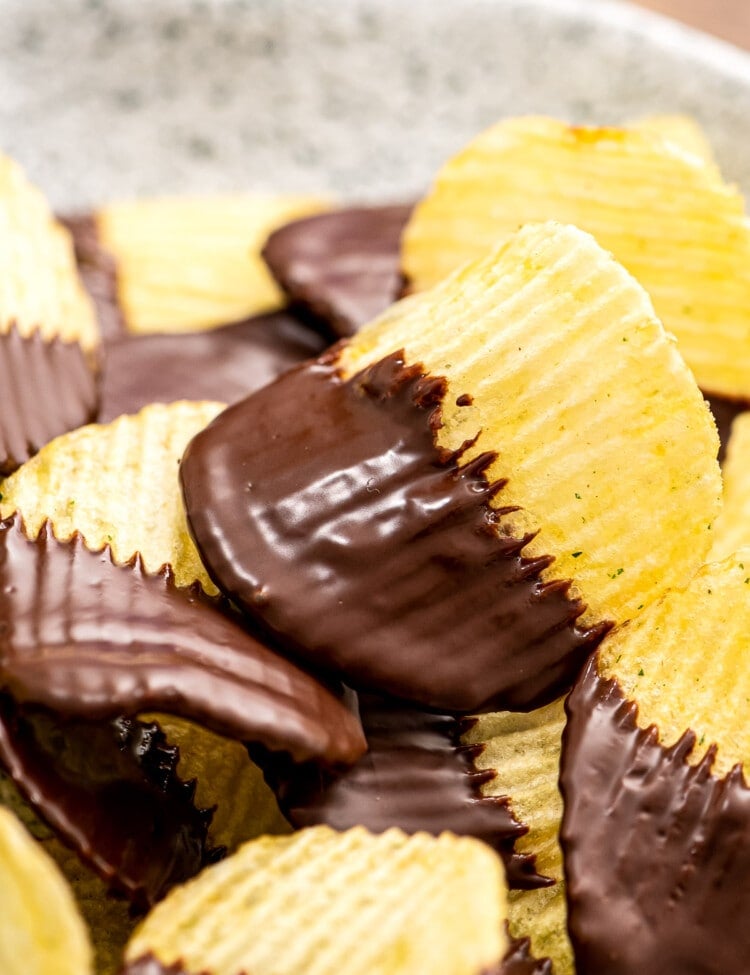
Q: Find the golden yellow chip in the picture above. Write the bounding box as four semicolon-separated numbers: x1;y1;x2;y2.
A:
464;701;572;974
710;411;750;560
340;221;721;629
0;805;94;975
598;549;750;777
633;114;718;168
0;400;224;592
144;715;291;853
402;115;750;399
125;826;508;975
0;154;99;352
97;195;328;334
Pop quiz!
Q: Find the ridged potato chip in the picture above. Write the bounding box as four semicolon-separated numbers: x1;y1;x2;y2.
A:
0;154;98;351
339;221;720;630
464;701;571;974
97;195;327;334
124;826;508;975
710;411;750;559
0;804;94;975
0;400;223;592
633;114;718;167
402;115;750;399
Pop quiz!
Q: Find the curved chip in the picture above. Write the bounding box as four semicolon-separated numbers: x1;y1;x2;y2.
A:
0;400;224;592
123;826;508;975
254;693;546;889
402;115;750;400
0;805;93;975
262;204;412;336
561;551;750;973
99;312;326;423
183;222;719;712
96;195;328;334
464;701;572;974
59;213;126;342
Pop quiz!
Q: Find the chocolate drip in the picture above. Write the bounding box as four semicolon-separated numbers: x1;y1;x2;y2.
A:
99;311;327;423
59;213;126;341
118;956;203;975
0;701;213;906
487;934;553;975
0;515;365;766
704;391;749;464
0;325;98;475
262;204;412;337
561;653;750;974
252;693;550;890
182;352;608;713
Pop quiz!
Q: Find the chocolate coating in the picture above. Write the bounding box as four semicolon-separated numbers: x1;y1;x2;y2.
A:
704;391;749;464
253;693;551;890
0;515;365;767
0;325;98;476
118;956;201;975
99;311;327;423
262;204;412;337
561;653;750;975
182;352;608;713
490;936;553;975
0;701;213;906
59;213;126;341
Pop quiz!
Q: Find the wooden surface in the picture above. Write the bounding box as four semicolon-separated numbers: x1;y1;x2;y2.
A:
633;0;750;49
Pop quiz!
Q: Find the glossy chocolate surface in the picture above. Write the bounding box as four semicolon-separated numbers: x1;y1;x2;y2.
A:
561;653;750;974
253;693;550;890
262;204;412;336
0;325;98;476
182;352;608;713
99;311;327;423
60;213;126;341
0;701;213;906
0;515;365;766
492;936;553;975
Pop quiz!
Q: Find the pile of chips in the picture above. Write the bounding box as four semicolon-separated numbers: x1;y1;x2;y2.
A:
2;113;750;975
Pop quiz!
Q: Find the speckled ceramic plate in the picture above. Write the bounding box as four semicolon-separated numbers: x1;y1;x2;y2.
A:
3;0;750;210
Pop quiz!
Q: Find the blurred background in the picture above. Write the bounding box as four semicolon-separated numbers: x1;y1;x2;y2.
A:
635;0;750;47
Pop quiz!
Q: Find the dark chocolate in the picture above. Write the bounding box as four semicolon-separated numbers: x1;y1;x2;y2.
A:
0;514;365;767
182;351;609;713
704;391;749;464
252;693;551;890
491;935;553;975
262;204;412;337
59;213;126;341
561;653;750;974
0;325;98;476
99;311;327;423
0;701;214;907
118;956;202;975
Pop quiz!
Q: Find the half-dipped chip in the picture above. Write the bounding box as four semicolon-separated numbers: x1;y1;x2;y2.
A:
0;805;93;975
182;222;720;713
561;551;750;973
96;195;327;334
402;115;750;400
123;826;508;975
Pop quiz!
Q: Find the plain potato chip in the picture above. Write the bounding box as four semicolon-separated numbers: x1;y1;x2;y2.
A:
0;400;224;592
464;701;571;974
124;826;508;975
709;411;750;559
0;154;99;352
97;195;328;334
0;804;94;975
633;114;718;168
339;221;721;630
402;115;750;399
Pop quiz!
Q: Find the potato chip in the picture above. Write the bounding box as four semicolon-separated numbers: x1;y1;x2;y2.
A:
709;411;750;559
339;221;720;630
402;115;750;399
97;195;328;334
142;714;291;853
464;701;571;974
124;826;507;975
0;400;224;592
0;154;98;352
633;114;718;168
0;804;94;975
